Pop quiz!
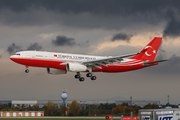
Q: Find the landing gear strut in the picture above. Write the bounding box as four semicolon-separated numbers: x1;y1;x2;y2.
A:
25;65;29;73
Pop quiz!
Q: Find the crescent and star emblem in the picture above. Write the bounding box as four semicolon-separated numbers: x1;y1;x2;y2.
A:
144;46;156;56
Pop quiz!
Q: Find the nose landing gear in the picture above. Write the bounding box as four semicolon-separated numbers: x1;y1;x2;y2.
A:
25;69;29;73
25;65;29;73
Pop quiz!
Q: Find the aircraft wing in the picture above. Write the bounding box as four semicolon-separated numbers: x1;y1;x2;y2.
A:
80;52;141;69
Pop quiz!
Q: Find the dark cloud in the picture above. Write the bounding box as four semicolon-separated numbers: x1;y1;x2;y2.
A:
77;40;90;47
1;0;180;37
168;54;180;66
155;48;166;61
0;0;176;15
141;48;180;74
160;54;180;72
112;33;132;42
144;54;180;74
7;43;22;54
147;46;180;74
26;43;42;51
0;1;173;27
52;35;89;47
7;43;43;55
163;10;180;38
155;53;165;61
52;35;75;46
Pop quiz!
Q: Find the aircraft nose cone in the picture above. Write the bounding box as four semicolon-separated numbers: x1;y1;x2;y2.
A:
10;56;13;60
10;55;15;61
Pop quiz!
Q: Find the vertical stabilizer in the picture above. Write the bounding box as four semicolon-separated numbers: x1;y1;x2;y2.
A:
131;37;162;62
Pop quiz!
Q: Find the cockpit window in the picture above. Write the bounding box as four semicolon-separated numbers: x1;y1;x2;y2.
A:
15;53;20;55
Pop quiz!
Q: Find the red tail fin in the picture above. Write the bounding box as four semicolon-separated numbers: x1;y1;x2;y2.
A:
131;37;162;62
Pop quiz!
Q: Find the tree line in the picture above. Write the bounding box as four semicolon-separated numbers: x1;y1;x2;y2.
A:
0;101;177;116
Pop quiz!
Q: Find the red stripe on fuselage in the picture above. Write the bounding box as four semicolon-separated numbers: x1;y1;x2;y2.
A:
10;58;149;72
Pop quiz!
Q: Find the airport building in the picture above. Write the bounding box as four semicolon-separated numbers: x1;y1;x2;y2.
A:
12;100;37;108
0;111;44;117
116;100;160;107
139;108;180;120
0;100;160;109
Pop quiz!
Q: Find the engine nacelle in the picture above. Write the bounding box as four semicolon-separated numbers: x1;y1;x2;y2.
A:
47;68;67;75
67;63;87;72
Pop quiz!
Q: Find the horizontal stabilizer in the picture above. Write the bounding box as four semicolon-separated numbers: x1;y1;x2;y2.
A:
143;60;168;66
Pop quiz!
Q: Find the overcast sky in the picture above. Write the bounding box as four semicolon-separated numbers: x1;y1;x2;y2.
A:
0;0;180;105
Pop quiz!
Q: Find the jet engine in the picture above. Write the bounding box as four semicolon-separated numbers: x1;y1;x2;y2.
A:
66;63;87;72
47;68;67;75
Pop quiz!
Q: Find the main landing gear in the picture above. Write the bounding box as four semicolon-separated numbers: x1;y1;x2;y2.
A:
86;73;96;80
25;65;29;73
75;72;97;82
75;72;85;82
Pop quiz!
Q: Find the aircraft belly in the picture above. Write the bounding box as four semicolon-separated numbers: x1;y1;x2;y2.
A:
101;64;144;72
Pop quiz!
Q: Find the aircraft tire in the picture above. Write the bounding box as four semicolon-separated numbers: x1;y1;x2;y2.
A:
86;73;92;77
75;75;80;79
25;69;29;73
79;77;85;82
91;76;96;80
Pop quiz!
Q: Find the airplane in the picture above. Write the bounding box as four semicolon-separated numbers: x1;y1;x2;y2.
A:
10;37;166;82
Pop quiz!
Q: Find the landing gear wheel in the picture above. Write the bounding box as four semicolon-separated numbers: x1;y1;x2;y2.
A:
75;75;80;79
25;69;29;73
86;73;92;77
79;77;85;82
91;76;96;80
